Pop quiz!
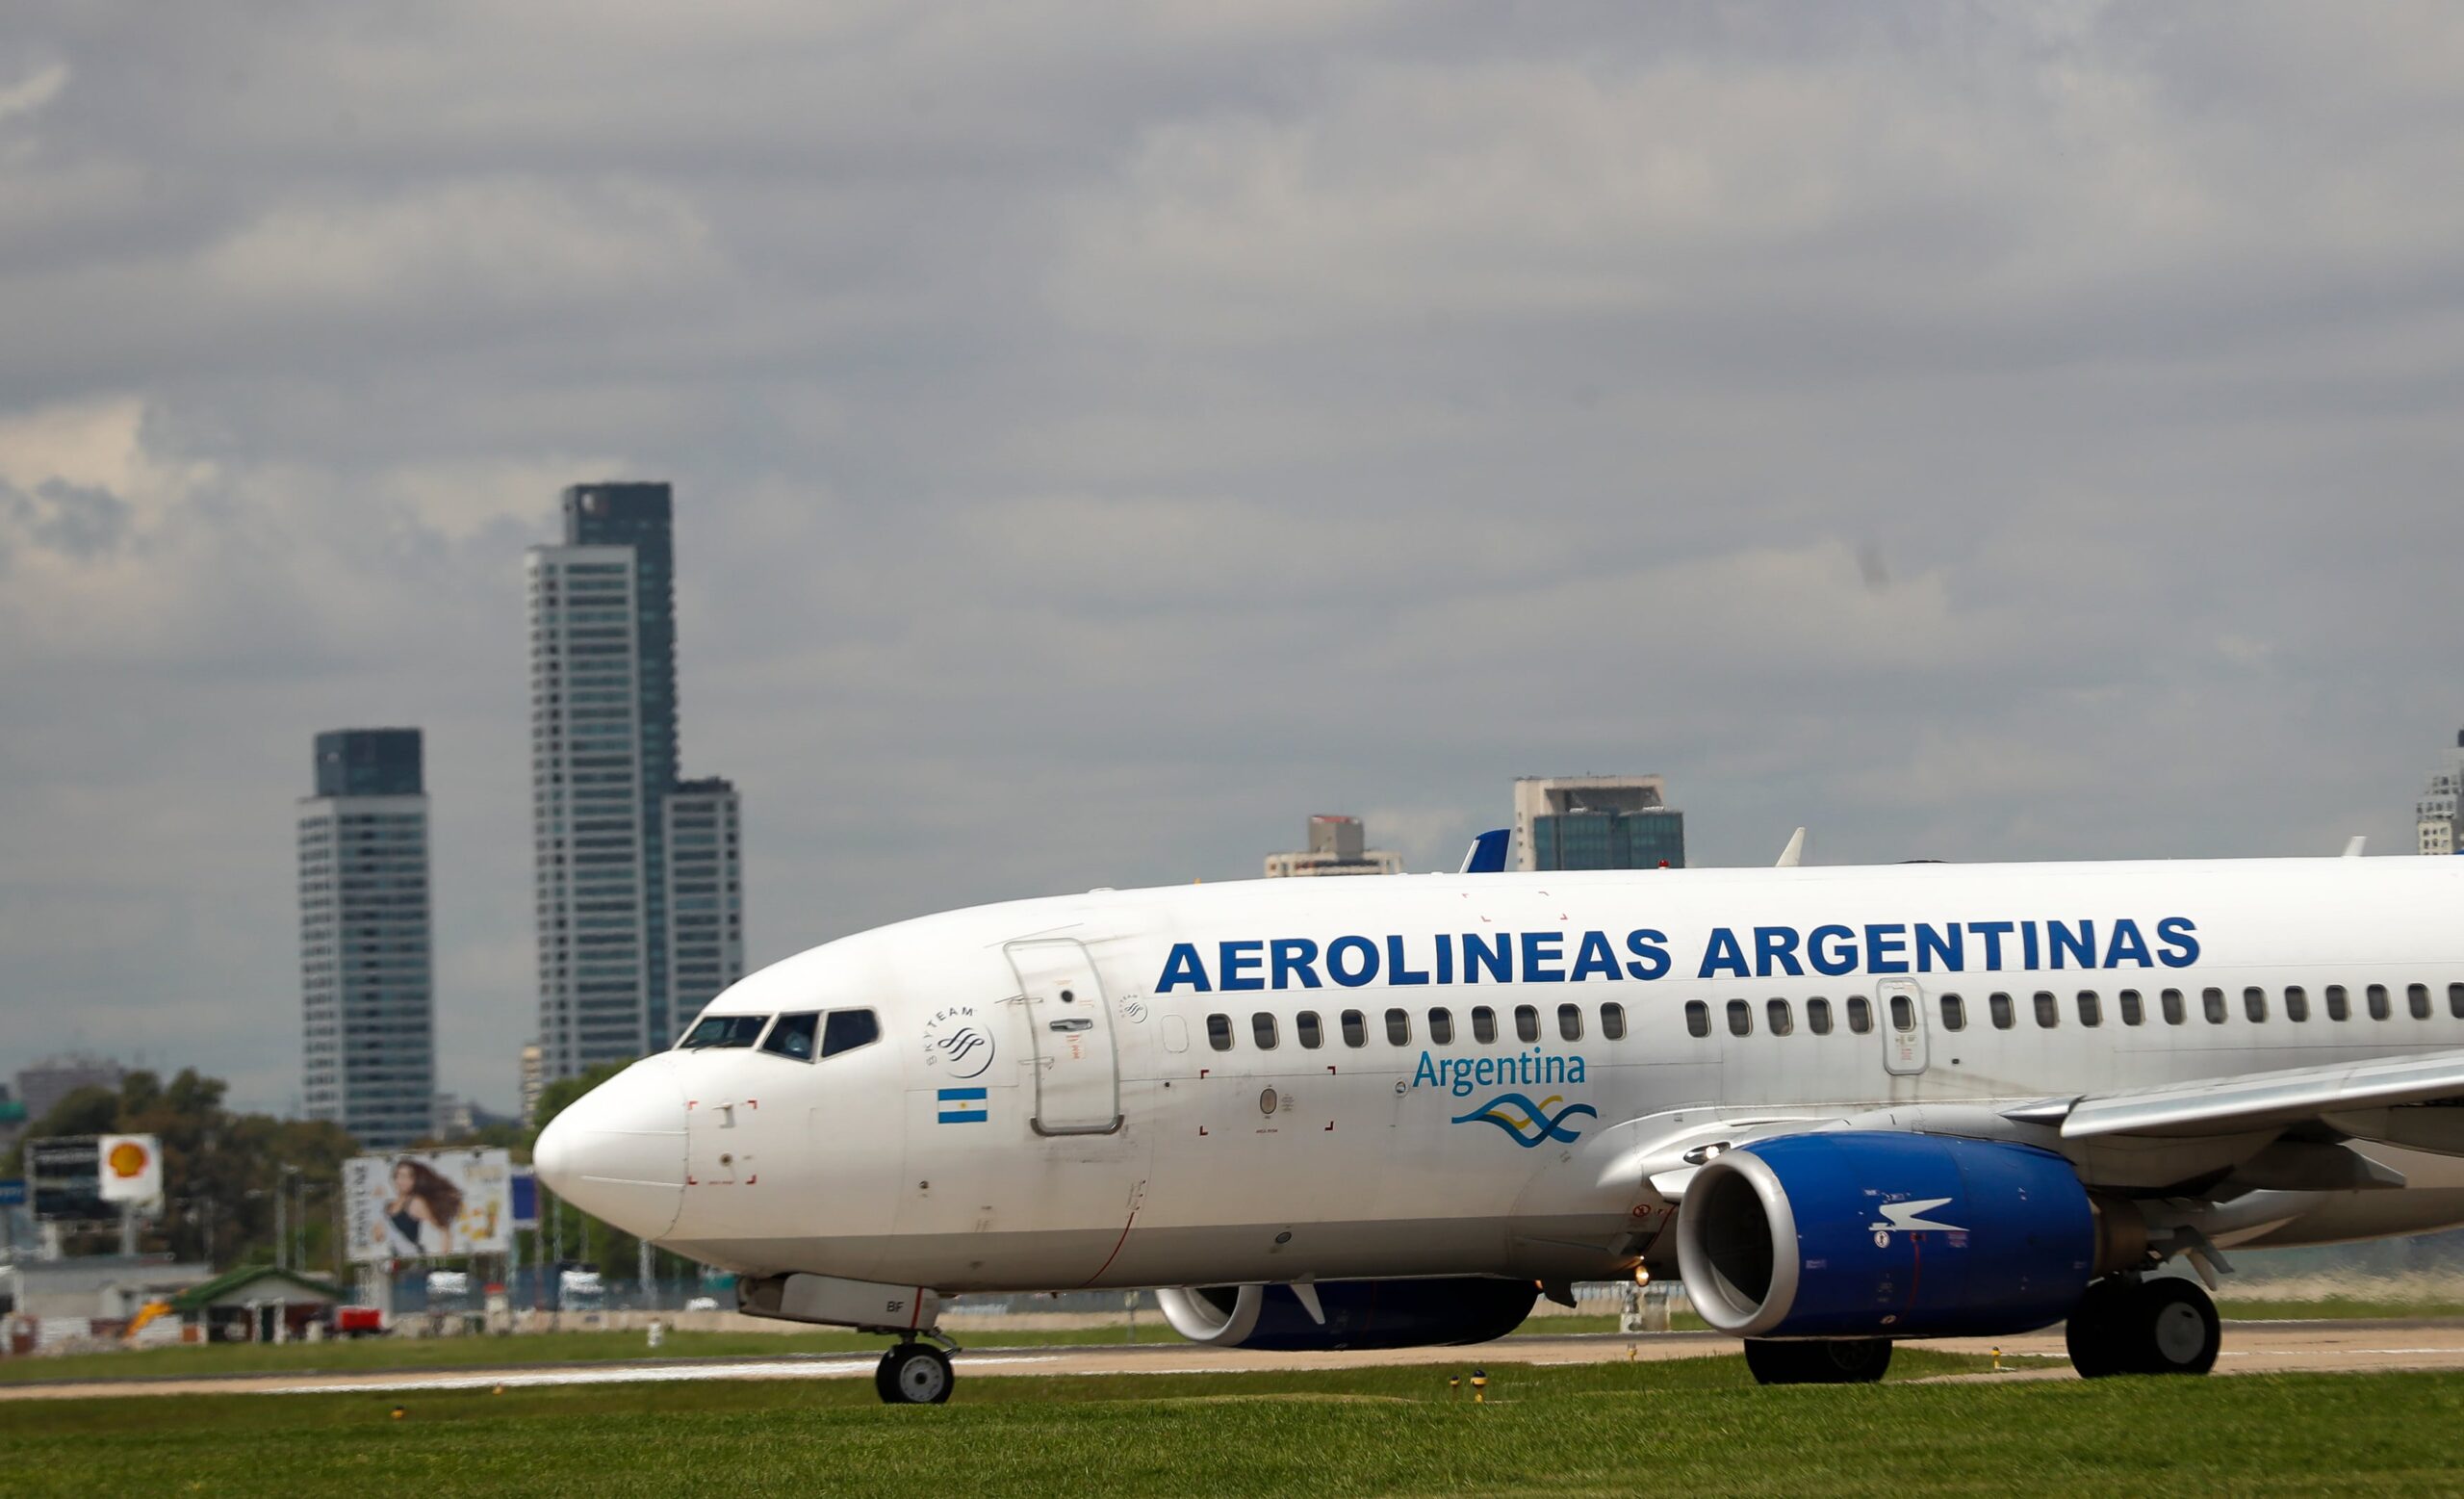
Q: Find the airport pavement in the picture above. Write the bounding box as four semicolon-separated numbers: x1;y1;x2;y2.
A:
7;1320;2464;1400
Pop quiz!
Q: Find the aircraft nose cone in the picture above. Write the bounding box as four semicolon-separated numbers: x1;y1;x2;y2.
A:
533;1057;687;1240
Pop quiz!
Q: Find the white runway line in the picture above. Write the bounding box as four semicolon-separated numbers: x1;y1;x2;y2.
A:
263;1355;1057;1396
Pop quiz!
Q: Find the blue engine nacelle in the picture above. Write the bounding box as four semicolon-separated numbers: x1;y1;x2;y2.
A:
1157;1278;1537;1351
1674;1131;2098;1340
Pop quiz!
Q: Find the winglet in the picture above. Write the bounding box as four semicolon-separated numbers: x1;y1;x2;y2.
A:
2343;836;2366;858
1775;827;1807;868
1459;829;1510;874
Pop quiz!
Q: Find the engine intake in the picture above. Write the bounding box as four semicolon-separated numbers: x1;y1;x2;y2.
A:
1157;1278;1536;1351
1676;1131;2109;1340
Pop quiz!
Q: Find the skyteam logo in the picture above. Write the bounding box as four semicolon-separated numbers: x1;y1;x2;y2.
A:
1451;1093;1597;1148
920;1005;996;1080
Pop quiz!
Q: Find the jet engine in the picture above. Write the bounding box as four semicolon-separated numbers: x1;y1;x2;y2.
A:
1156;1278;1537;1351
1676;1130;2134;1340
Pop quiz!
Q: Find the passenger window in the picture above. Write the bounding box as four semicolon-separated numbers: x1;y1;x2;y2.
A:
1207;1014;1233;1051
1807;997;1834;1035
2244;987;2267;1023
1515;1005;1541;1043
2284;987;2308;1022
1252;1012;1278;1049
1766;999;1793;1037
679;1013;766;1049
2077;991;2101;1027
1472;1006;1498;1044
2033;992;2059;1028
1846;996;1873;1034
1341;1010;1367;1047
2161;988;2186;1024
2409;983;2432;1020
1685;1000;1710;1039
1727;998;1753;1037
1385;1008;1411;1046
821;1009;881;1058
1889;995;1914;1032
760;1012;819;1060
2369;984;2392;1021
2451;982;2464;1019
2326;985;2349;1021
1296;1011;1323;1048
2118;990;2144;1026
1428;1007;1454;1045
1989;992;2015;1029
2202;988;2227;1024
1601;1002;1628;1041
1559;1003;1583;1042
1939;994;1965;1032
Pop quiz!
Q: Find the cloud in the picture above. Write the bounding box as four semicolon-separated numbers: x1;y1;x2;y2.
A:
4;3;2464;1110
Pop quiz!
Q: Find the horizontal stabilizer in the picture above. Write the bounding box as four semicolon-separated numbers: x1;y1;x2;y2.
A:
1459;829;1510;874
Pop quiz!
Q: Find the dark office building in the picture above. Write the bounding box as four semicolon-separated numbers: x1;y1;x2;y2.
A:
1513;774;1687;871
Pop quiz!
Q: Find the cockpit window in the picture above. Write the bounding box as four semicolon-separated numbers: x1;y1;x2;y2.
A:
760;1012;820;1061
822;1009;882;1058
679;1014;767;1050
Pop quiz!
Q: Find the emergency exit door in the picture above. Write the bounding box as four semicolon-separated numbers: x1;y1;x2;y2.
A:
1007;939;1122;1135
1879;977;1929;1075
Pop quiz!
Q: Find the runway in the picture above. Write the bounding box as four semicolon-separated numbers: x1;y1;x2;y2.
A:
8;1319;2464;1401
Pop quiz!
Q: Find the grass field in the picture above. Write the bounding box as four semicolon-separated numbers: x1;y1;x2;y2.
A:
4;1352;2462;1496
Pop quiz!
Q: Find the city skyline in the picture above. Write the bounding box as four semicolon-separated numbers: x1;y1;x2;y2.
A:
7;8;2464;1115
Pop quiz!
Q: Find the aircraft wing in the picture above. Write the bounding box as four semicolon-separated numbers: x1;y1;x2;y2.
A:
2002;1047;2464;1141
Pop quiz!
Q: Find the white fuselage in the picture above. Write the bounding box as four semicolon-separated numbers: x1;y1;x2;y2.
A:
546;857;2464;1294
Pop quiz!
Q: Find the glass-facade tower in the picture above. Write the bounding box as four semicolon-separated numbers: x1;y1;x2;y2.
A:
1512;774;1687;871
300;728;436;1150
529;482;743;1081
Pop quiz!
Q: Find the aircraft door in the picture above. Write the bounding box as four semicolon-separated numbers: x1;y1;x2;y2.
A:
1007;939;1123;1135
1879;977;1928;1075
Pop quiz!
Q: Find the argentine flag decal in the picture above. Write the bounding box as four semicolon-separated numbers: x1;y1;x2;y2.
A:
937;1087;988;1124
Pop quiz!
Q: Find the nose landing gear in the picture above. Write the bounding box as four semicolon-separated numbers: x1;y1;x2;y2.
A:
875;1337;958;1405
2065;1276;2220;1378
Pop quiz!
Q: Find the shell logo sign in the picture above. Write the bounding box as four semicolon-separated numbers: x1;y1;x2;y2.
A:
96;1133;164;1202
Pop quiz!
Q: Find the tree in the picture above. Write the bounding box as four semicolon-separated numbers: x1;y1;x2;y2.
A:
10;1068;357;1270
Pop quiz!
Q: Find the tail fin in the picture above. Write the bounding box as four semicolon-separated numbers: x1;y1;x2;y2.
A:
1459;829;1510;874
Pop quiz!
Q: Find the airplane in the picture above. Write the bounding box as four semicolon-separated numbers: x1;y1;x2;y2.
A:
533;833;2464;1403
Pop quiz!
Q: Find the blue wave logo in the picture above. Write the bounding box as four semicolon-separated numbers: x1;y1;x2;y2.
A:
1450;1093;1596;1147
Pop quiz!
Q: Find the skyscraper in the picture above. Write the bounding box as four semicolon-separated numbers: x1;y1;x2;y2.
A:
528;482;744;1080
299;728;436;1150
1512;774;1686;871
2418;731;2464;856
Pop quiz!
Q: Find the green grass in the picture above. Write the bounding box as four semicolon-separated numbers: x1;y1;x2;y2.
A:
2216;1296;2464;1321
6;1354;2464;1496
0;1319;1715;1386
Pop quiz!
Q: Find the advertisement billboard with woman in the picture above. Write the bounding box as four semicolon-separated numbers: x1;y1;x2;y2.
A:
343;1150;512;1261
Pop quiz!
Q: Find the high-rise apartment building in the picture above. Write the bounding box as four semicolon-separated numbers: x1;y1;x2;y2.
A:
528;482;744;1080
1264;814;1404;877
1512;774;1686;871
299;728;436;1150
663;778;745;1017
2419;731;2464;856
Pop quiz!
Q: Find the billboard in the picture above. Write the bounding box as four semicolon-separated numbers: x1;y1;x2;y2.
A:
27;1138;107;1221
343;1150;513;1262
96;1135;163;1202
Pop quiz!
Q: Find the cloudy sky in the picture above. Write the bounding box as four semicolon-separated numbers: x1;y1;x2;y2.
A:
6;2;2463;1115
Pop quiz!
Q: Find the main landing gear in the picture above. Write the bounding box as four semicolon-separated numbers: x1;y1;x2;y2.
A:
1743;1337;1893;1384
2065;1276;2220;1378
